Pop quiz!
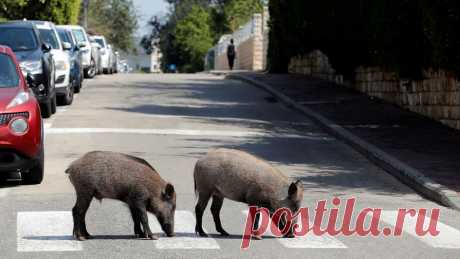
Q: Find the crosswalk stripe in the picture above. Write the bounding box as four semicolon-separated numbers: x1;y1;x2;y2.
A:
17;211;82;252
148;210;220;249
380;210;460;249
242;210;347;249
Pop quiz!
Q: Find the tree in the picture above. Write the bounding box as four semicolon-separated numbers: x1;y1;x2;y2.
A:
224;0;262;31
175;5;214;72
0;0;81;24
83;0;137;52
142;0;264;72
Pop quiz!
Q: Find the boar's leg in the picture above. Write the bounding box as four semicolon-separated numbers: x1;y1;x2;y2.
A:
210;195;229;236
72;194;93;241
194;192;211;237
129;207;144;238
133;202;158;240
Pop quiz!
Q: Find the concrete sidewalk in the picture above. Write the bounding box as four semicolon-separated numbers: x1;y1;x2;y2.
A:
226;72;460;210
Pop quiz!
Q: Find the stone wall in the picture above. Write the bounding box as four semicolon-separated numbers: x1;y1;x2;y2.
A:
289;51;460;130
289;50;344;84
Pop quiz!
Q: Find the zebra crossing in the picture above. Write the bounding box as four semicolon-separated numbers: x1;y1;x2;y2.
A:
15;210;460;252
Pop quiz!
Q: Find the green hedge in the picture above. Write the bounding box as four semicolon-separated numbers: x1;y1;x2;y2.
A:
268;0;460;79
0;0;81;25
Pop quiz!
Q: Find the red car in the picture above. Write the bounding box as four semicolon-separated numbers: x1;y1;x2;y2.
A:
0;45;44;184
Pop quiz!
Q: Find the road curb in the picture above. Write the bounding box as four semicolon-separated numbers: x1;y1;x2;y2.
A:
227;73;460;211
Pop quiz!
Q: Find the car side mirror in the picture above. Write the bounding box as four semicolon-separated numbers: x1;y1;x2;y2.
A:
62;42;72;50
42;43;52;52
26;73;36;87
78;42;86;48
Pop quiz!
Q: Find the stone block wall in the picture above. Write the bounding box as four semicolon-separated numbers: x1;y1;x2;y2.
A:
289;50;344;84
289;51;460;130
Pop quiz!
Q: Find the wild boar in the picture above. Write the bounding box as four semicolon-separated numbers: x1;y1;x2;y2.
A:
66;151;176;241
194;148;303;238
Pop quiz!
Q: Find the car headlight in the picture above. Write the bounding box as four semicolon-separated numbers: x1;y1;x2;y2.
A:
9;117;29;135
55;60;69;71
20;60;42;75
6;91;30;109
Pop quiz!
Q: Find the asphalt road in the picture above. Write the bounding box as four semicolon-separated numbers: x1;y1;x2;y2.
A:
1;73;459;258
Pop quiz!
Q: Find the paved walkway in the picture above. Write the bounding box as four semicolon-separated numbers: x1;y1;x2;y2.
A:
234;72;460;195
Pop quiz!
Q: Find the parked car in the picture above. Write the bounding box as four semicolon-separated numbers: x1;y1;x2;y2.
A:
89;38;103;75
65;25;96;79
91;35;114;74
32;21;73;106
0;21;56;118
56;26;84;93
0;45;44;184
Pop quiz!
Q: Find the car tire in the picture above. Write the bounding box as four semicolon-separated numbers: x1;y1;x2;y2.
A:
24;144;44;185
58;85;74;106
51;94;57;114
41;99;53;118
85;59;96;79
74;76;82;93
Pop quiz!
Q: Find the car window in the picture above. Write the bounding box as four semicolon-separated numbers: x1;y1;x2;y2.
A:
38;29;60;49
0;53;19;88
0;28;38;51
72;29;87;44
57;30;70;44
95;38;106;48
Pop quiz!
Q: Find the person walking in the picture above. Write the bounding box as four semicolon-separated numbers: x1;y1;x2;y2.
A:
227;39;236;70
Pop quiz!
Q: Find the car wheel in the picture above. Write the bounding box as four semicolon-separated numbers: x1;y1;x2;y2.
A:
24;144;44;185
85;59;96;79
58;84;74;106
41;99;53;118
51;94;57;114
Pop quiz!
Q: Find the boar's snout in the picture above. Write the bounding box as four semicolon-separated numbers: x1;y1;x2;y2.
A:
162;223;175;237
155;183;176;237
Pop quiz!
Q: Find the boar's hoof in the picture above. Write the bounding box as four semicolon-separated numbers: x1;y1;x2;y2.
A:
196;231;208;237
218;230;230;237
73;234;89;241
146;233;159;240
252;235;263;240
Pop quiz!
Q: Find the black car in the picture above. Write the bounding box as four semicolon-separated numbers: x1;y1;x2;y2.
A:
57;26;84;93
0;21;56;118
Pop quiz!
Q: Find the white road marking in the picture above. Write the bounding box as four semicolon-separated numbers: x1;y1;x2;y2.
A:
0;188;10;198
137;114;312;126
44;123;52;129
17;211;82;252
44;127;333;140
242;210;347;249
148;210;220;249
380;210;460;249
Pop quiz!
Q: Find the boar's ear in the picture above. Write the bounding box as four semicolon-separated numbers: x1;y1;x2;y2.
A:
288;181;302;201
163;183;175;200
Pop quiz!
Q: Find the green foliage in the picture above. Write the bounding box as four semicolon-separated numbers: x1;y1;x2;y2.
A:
143;0;263;72
175;5;213;72
0;0;81;24
84;0;137;52
224;0;262;31
268;0;460;78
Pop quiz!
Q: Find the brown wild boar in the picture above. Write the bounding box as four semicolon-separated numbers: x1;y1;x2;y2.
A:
66;151;176;241
194;148;303;238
